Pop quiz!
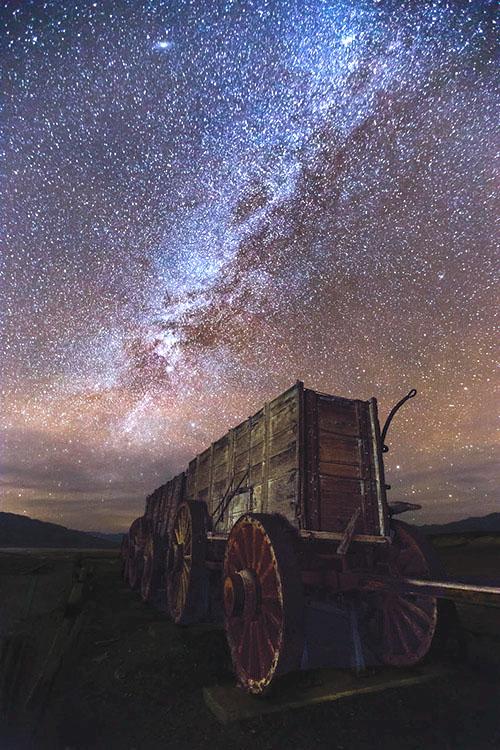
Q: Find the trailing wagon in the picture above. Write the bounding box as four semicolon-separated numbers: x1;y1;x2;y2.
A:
123;382;500;694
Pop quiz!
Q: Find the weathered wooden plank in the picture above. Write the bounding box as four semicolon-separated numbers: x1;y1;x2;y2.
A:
319;461;365;479
203;665;449;725
233;432;250;458
250;442;264;465
233;420;249;439
319;433;361;465
233;451;250;474
269;425;297;456
269;384;299;415
212;478;227;499
249;463;263;485
212;461;230;482
319;475;366;533
250;410;265;444
320;475;364;501
267;471;297;519
318;398;359;436
269;444;296;478
251;483;262;512
270;408;298;436
212;435;230;465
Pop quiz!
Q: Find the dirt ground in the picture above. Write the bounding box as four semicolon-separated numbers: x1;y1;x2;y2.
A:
1;538;500;750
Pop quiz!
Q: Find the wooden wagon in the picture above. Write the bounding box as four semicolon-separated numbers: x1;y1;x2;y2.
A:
123;382;500;694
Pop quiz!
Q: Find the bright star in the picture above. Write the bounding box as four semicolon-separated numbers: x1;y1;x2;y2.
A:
153;40;173;51
341;34;355;46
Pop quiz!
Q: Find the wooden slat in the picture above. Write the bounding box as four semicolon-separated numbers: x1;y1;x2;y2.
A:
268;472;297;517
269;425;297;455
318;398;359;436
319;432;361;465
319;461;365;479
269;445;297;479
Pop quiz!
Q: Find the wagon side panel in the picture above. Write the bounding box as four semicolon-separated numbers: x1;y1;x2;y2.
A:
191;382;303;532
304;391;388;536
265;382;302;525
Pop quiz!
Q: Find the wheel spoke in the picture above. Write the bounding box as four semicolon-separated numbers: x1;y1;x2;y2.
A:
255;536;269;574
397;596;433;626
392;612;412;656
398;605;429;639
259;560;276;584
258;617;277;663
248;622;258;679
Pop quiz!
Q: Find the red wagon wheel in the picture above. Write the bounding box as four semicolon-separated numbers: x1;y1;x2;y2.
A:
166;501;208;624
363;520;442;666
223;514;304;695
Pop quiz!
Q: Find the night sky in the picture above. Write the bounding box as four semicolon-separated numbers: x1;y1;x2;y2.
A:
1;0;498;533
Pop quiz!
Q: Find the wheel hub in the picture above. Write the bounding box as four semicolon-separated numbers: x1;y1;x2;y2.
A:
224;569;260;619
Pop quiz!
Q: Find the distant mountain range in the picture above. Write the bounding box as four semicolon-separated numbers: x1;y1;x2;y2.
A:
418;512;500;536
1;510;498;549
0;512;122;549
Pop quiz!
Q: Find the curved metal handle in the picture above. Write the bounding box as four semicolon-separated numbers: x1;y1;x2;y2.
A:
381;389;417;453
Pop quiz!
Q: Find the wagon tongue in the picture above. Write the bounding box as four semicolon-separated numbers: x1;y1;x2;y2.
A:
360;572;500;608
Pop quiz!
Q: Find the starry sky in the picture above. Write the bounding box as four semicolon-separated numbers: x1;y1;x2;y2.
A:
1;0;498;533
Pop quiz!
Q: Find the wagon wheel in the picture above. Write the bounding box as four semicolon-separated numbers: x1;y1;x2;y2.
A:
223;513;304;695
166;501;208;624
362;520;443;666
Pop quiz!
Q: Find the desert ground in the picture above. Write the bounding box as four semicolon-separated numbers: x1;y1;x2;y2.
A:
1;535;499;750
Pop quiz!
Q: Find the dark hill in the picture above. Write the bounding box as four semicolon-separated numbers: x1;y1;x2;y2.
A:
0;512;120;549
418;512;500;536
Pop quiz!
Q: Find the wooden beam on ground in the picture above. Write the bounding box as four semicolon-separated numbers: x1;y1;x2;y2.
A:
203;664;450;725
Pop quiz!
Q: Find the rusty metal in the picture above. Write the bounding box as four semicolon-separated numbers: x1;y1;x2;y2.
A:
380;388;417;452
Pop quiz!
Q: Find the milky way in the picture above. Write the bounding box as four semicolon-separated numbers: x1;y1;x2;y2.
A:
1;1;498;532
